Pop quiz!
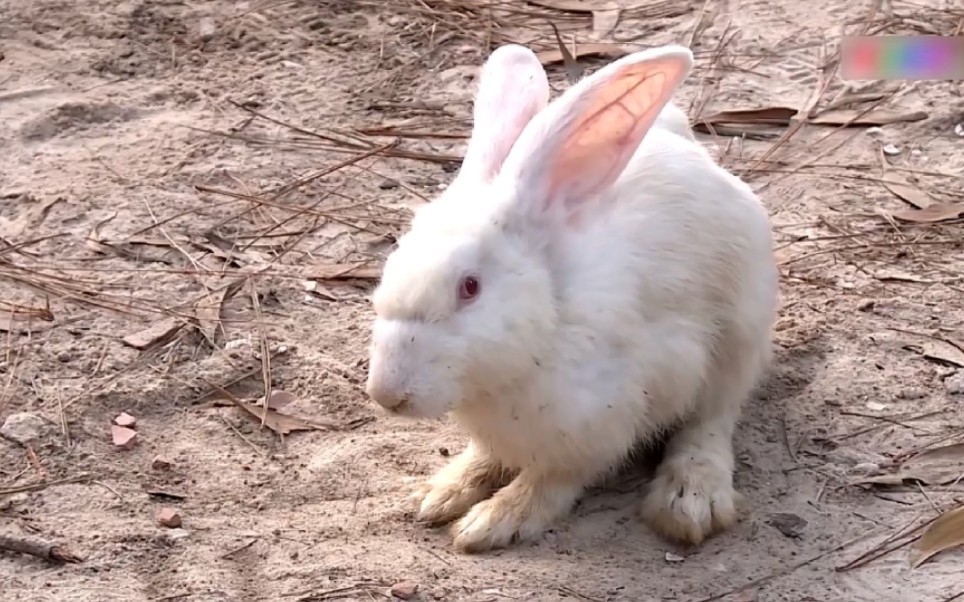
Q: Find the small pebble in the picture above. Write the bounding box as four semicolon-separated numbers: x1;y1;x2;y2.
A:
0;412;47;445
152;455;173;471
866;126;884;137
166;528;191;541
390;580;419;600
882;143;900;155
954;123;964;137
57;351;72;363
768;512;808;538
378;179;399;190
665;551;685;563
897;387;926;400
157;508;182;528
852;462;881;476
113;412;137;428
945;373;964;395
111;425;138;450
438;447;450;457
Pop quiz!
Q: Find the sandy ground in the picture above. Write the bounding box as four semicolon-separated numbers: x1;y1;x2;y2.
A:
2;0;964;600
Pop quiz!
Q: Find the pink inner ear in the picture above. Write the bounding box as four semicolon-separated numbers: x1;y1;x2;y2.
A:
541;59;681;209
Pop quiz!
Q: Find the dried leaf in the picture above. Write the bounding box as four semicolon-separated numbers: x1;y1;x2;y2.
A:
810;109;928;127
0;195;63;239
879;150;934;209
193;279;244;343
698;107;799;125
548;21;583;83
853;443;964;486
308;262;382;282
528;1;622;38
232;399;333;435
527;0;610;11
911;504;964;568
0;302;55;333
890;202;964;224
920;340;964;368
121;317;184;350
536;43;631;66
592;6;620;38
86;213;123;256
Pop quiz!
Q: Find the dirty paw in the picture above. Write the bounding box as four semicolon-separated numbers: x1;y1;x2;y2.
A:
639;463;740;545
411;479;491;526
451;497;525;553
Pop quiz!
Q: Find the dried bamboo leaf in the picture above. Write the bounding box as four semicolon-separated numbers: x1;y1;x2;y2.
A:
698;107;799;125
193;279;244;344
854;443;964;486
307;262;382;282
911;505;964;569
121;318;184;351
228;396;335;435
880;150;934;210
890;202;964;224
0;195;63;239
536;43;631;66
548;21;584;83
810;109;928;126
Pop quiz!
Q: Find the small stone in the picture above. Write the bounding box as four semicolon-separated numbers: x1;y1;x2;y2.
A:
111;425;138;450
945;373;964;395
57;351;72;363
768;512;807;538
151;455;173;471
664;551;685;563
0;412;47;445
852;462;881;476
882;143;900;155
866;126;884;137
897;387;926;400
438;447;450;457
378;179;399;190
113;412;137;428
157;508;182;528
198;17;217;42
166;528;190;541
390;581;419;600
865;401;886;411
954;123;964;137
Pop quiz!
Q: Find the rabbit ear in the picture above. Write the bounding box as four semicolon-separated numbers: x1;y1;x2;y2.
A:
502;45;693;220
458;45;550;184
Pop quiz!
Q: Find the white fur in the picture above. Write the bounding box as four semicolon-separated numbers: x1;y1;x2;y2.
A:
366;44;778;553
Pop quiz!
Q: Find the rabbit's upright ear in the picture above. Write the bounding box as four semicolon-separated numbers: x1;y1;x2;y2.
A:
503;45;693;219
458;45;550;184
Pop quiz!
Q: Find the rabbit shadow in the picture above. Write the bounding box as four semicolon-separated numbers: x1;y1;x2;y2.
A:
572;333;829;519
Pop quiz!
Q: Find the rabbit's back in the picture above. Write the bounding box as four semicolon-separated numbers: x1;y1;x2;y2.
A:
549;128;778;432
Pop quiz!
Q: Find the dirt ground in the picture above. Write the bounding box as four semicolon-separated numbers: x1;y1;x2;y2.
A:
2;0;964;600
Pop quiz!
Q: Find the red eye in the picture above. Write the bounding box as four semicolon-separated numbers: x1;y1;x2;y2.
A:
458;275;480;302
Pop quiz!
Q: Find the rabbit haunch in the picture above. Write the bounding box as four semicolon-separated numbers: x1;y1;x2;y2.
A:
365;43;779;553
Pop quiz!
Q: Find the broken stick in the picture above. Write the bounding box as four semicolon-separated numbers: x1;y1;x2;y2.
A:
0;533;83;563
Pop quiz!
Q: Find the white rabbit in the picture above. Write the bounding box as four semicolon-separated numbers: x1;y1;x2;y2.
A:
365;43;779;553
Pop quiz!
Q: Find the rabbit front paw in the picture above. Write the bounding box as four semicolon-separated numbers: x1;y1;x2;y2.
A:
638;458;742;545
411;446;506;525
414;478;491;525
451;473;582;553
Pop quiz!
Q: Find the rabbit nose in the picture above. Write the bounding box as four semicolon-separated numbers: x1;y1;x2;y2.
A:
366;372;410;411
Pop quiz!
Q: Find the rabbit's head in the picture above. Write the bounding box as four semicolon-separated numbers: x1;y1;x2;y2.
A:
366;44;694;418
